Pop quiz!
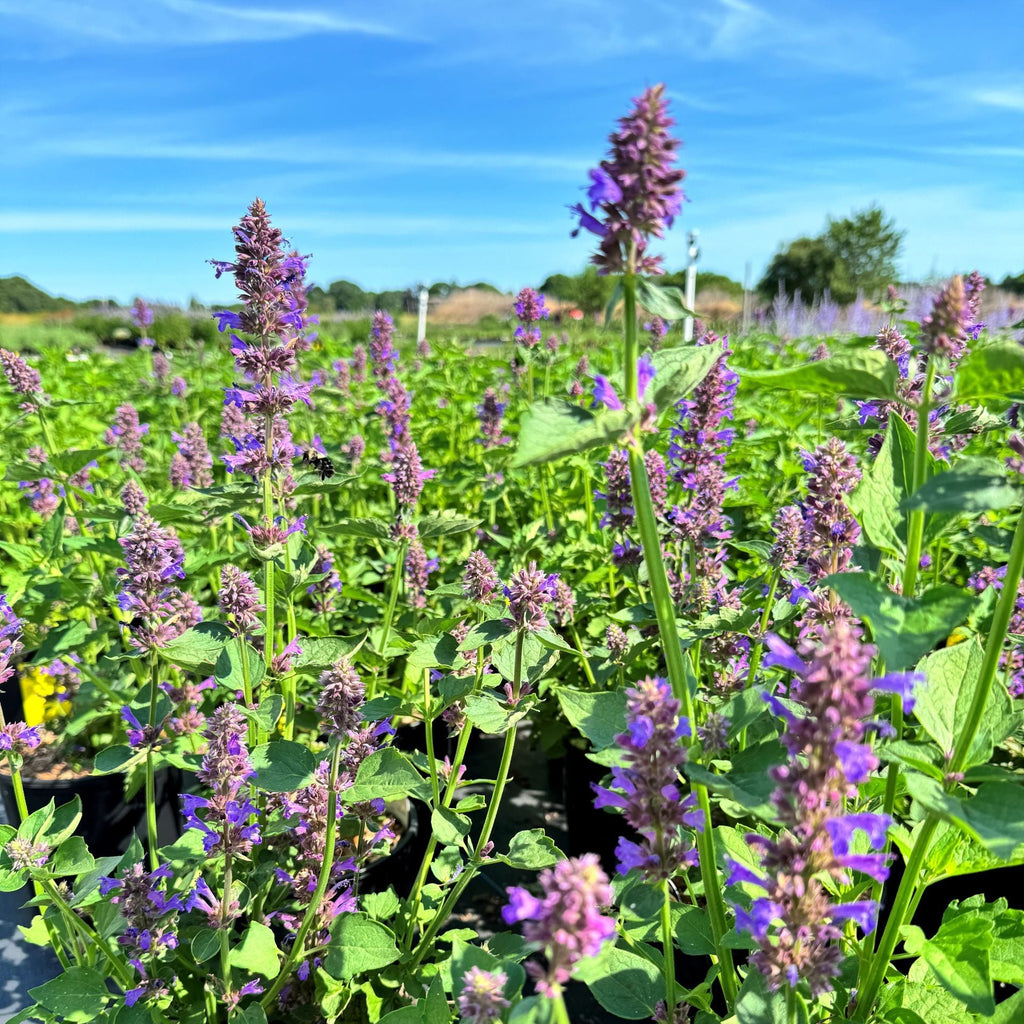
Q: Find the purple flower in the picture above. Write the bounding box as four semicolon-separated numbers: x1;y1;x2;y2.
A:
572;84;686;276
104;404;149;473
219;565;264;637
477;387;509;448
307;544;343;614
513;287;550;350
592;354;656;411
799;437;861;585
169;422;213;489
404;534;437;609
317;659;365;737
458;967;509;1024
504;562;558;632
596;448;634;529
464;550;501;604
0;721;41;756
131;298;154;331
1;349;45;408
592;677;700;879
503;855;616;997
730;619;892;997
920;274;969;364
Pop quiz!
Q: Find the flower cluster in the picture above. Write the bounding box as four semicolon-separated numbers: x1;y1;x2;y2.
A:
477;387;509;447
571;83;685;275
105;404;150;474
667;329;739;610
799;437;861;584
505;562;559;632
1;348;46;411
593;677;701;878
458;967;509;1024
728;620;917;996
219;565;264;637
503;855;616;997
169;422;214;489
464;550;501;604
968;565;1024;696
117;512;200;652
131;298;155;347
513;287;549;348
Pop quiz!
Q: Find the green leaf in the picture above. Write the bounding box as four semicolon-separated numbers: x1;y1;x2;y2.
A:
962;783;1024;859
849;413;918;556
251;740;317;792
157;622;231;669
41;502;65;559
451;937;525;1003
463;692;533;735
574;944;663;1019
457;619;514;652
29;967;110;1022
914;639;1016;767
508;997;552;1024
407;634;459;672
417;510;481;538
321;516;395;541
903;458;1019;513
292;634;365;671
635;277;696;320
229;921;281;978
53;837;95;877
191;928;221;964
675;906;716;956
956;341;1024;403
511;399;635;468
324;913;400;980
431;806;471;847
215;640;267;693
734;968;787;1024
34;621;91;663
908;912;994;1016
942;897;1024;987
50;449;108;477
93;744;143;775
347;748;429;803
649;342;723;411
497;829;564;870
555;687;628;750
742;348;899;399
823;574;974;671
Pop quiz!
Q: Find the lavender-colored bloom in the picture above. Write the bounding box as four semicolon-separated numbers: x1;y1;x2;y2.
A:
307;544;343;614
968;565;1024;695
768;505;802;572
551;578;576;627
131;298;154;331
458;967;509;1024
800;438;861;584
503;855;616;997
920;274;968;364
105;404;150;473
169;376;187;397
572;83;685;276
464;550;501;604
351;344;367;383
0;722;42;757
18;477;60;520
667;329;738;610
876;325;912;379
121;480;148;516
645;448;668;517
316;659;365;737
513;287;549;348
99;862;183;961
505;562;558;632
592;677;701;879
121;707;162;749
342;433;365;469
219;565;264;637
0;349;45;408
404;535;437;610
644;316;669;350
596;448;634;529
477;387;509;447
5;835;50;870
169;422;213;489
151;350;170;382
606;624;629;663
381;439;434;511
731;619;900;996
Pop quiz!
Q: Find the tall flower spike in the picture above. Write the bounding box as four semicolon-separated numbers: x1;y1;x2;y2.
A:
505;562;558;632
572;83;685;275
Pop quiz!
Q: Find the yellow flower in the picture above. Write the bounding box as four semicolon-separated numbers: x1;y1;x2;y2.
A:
19;666;71;726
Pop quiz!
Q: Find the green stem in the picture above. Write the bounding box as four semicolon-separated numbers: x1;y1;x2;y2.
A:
261;742;342;1010
370;540;408;701
854;501;1024;1019
407;633;524;970
901;361;937;598
660;878;677;1016
569;624;598;688
622;270;737;1008
144;655;160;872
550;991;571;1024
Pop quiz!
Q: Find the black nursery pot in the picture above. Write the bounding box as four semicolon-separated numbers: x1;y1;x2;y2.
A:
561;739;630;875
356;798;431;899
0;767;182;857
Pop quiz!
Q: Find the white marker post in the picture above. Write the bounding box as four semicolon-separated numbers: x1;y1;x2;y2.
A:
683;229;700;342
417;287;429;345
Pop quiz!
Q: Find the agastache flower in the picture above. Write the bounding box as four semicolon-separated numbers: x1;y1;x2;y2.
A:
316;659;365;737
404;534;437;609
571;83;685;275
458;967;509;1024
729;620;916;997
169;422;214;489
513;287;549;348
800;438;861;584
477;387;509;447
503;855;616;997
219;565;264;637
592;354;656;412
104;404;149;473
1;349;46;410
920;274;968;364
592;677;701;879
464;550;501;604
504;562;558;632
307;544;343;614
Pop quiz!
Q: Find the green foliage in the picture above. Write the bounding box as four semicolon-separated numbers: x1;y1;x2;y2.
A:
0;275;77;313
539;265;616;313
758;205;904;303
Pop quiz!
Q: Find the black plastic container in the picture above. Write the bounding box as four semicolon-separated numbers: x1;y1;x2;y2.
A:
0;767;182;856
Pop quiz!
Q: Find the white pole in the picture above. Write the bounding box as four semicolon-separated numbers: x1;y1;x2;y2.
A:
683;229;699;342
417;287;429;344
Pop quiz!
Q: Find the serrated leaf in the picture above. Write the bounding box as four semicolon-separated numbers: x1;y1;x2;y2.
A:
324;913;400;980
29;967;110;1022
742;348;899;399
251;740;316;792
903;458;1019;513
574;944;663;1019
912;912;994;1016
292;634;365;671
157;622;231;669
321;517;395;541
555;687;627;750
497;829;563;869
512;399;636;468
417;510;482;538
347;748;428;803
431;806;471;847
636;277;696;320
649;341;723;411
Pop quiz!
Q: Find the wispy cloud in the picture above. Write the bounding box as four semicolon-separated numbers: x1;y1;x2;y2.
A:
968;86;1024;113
0;0;408;46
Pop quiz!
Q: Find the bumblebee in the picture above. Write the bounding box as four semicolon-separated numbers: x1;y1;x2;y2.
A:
300;448;336;481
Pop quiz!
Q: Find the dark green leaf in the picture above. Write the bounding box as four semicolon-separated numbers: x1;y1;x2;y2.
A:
229;921;281;978
823;574;975;671
903;458;1019;513
555;687;628;750
191;928;221;964
93;744;143;775
29;967;110;1022
650;342;723;411
636;277;696;320
511;399;636;468
574;944;663;1019
157;622;231;669
734;968;787;1024
251;740;316;792
324;913;400;980
742;349;899;399
53;837;95;877
497;829;564;870
417;510;482;538
431;807;471;847
321;517;395;542
457;619;513;652
347;748;429;803
293;635;365;671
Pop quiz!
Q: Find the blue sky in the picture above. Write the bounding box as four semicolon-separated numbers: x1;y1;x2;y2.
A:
1;0;1022;306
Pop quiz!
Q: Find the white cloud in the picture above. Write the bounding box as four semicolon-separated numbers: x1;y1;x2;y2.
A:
968;87;1024;113
0;0;407;46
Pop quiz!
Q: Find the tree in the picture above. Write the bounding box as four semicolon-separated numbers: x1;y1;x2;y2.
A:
824;206;903;302
758;236;839;304
538;266;615;314
758;206;904;304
